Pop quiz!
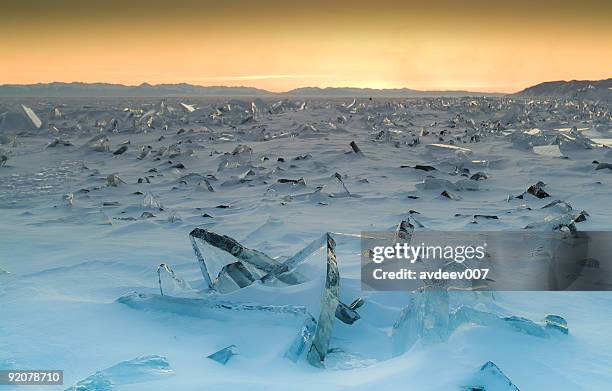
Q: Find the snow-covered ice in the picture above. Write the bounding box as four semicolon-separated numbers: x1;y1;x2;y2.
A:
1;96;612;390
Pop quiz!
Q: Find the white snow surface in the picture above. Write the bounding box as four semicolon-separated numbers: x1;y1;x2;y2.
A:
1;96;612;390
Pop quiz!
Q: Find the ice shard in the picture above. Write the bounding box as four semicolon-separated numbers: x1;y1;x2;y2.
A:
46;138;73;148
462;361;521;391
157;263;191;296
396;219;414;241
391;298;420;356
449;305;500;332
450;306;551;338
502;316;548;338
441;190;461;200
106;174;125;187
113;145;128;155
285;317;317;362
63;193;75;207
117;292;312;319
51;106;63;119
334;297;363;325
21;104;42;129
189;228;280;289
470;172;488;180
333;172;351;196
64;355;174;391
259;233;328;285
142;192;163;210
349;140;363;155
179;102;196;113
207;345;239;364
82;135;110;152
392;286;562;358
391;288;450;357
307;233;340;367
512;181;551;200
277;178;306;185
334;303;359;325
426;143;473;156
198;178;215;192
412;164;437;172
524;210;589;231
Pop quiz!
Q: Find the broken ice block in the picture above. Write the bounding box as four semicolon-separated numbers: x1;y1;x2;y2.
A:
595;162;612;170
207;345;238;364
502;316;548;338
335;300;361;325
419;177;479;192
449;306;501;332
187;229;363;366
524;210;589;231
392;289;450;356
533;144;562;157
391;298;419;356
82;135;110;152
65;355;173;391
450;306;549;338
393;287;559;358
231;144;252;156
526;181;550;199
544;314;569;334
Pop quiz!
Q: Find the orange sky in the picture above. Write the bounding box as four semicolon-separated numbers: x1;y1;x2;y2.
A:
1;0;610;92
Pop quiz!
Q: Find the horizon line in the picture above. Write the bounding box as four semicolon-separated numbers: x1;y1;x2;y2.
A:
0;80;507;94
0;78;610;96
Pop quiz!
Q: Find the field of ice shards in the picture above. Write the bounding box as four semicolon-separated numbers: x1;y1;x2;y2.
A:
1;97;612;390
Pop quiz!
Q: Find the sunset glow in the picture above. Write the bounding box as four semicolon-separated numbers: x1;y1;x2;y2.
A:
1;0;610;92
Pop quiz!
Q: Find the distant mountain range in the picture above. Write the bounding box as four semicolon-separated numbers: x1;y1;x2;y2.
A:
283;87;497;98
0;80;609;99
514;78;611;101
0;83;271;98
0;82;498;98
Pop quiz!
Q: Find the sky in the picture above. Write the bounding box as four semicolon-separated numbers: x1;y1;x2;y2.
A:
1;0;611;93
